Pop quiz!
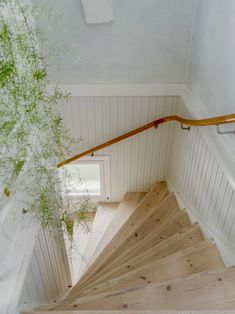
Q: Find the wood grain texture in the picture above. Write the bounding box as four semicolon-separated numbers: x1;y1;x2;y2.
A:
86;193;179;279
72;240;224;299
81;192;146;277
77;210;193;294
73;182;168;289
68;225;204;300
76;202;119;280
47;225;203;311
69;268;235;310
30;180;235;312
35;182;168;311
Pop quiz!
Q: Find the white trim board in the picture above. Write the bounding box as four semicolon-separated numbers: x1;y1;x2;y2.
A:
48;83;183;97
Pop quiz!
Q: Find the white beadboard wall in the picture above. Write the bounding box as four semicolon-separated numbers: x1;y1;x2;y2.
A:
57;96;179;201
18;92;235;308
167;100;235;264
20;228;71;306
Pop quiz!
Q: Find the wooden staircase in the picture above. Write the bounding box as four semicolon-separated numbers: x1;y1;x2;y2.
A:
23;182;235;313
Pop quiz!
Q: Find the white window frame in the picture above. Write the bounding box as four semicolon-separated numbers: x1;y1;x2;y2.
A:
66;155;110;201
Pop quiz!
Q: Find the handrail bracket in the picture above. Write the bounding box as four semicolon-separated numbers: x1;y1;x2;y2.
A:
181;123;190;131
216;124;235;135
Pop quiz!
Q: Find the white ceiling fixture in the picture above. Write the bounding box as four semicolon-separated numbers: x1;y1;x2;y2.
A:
81;0;114;24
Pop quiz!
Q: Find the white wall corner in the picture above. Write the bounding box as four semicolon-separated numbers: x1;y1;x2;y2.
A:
180;85;235;191
166;178;235;267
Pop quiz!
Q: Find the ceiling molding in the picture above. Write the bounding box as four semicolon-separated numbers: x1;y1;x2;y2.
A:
48;83;184;97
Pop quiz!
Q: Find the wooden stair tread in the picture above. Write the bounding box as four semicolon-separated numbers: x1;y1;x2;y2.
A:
76;224;204;297
31;182;235;312
77;240;224;297
38;225;204;312
87;192;146;271
78;193;182;290
77;202;119;279
68;182;168;295
34;182;169;311
67;267;235;311
103;193;180;263
75;212;195;296
82;198;190;287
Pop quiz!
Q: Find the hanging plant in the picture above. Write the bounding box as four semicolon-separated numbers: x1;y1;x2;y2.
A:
0;0;96;236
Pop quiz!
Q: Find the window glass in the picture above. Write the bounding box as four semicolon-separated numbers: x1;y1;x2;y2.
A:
63;163;101;196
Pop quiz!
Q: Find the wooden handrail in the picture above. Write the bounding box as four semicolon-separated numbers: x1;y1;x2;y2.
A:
57;113;235;168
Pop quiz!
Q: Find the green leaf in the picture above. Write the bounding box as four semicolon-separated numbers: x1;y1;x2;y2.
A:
14;160;25;176
0;60;16;86
3;187;10;197
2;120;16;137
76;211;86;221
62;216;74;239
32;69;47;81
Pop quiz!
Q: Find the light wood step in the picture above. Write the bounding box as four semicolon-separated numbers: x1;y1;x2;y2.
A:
104;192;179;263
35;182;168;311
77;240;224;297
80;195;189;288
80;193;179;288
77;202;119;279
72;224;204;298
85;192;146;274
67;268;235;310
71;183;167;288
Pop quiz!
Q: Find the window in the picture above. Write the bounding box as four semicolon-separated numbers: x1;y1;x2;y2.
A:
61;156;110;201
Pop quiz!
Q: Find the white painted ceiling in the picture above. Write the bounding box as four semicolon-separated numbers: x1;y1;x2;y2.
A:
34;0;196;83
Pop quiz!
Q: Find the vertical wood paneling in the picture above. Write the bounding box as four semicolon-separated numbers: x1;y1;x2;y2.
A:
167;100;235;252
57;96;179;201
20;229;71;305
20;95;179;305
19;94;235;305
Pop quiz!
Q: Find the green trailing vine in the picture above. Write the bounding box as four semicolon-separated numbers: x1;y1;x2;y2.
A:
0;0;96;237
